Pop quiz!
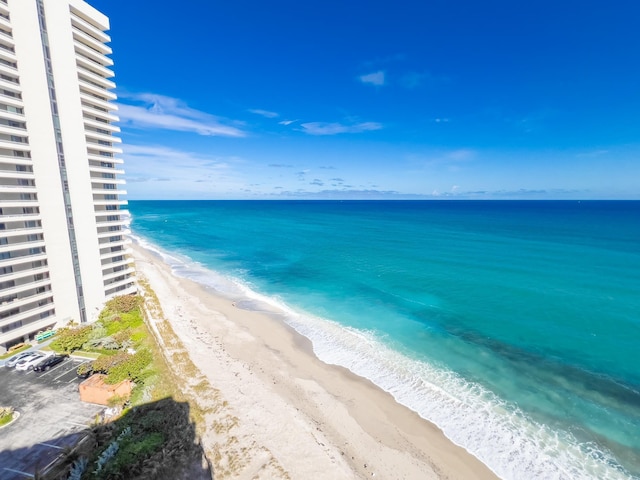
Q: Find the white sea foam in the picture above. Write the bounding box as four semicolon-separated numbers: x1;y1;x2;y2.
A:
133;236;634;480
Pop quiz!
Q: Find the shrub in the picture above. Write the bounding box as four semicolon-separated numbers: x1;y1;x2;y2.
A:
76;363;93;377
84;336;119;350
106;295;141;314
112;329;132;346
107;394;129;408
91;352;131;374
106;349;152;384
0;407;14;427
51;325;92;353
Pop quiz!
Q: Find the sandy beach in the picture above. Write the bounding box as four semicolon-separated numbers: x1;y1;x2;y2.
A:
132;242;499;480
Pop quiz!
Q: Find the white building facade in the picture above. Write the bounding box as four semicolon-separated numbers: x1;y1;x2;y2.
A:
0;0;134;353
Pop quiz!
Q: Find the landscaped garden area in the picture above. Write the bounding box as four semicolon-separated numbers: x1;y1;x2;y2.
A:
44;294;209;480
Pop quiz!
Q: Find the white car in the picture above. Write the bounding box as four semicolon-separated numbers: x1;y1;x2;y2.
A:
4;351;36;368
15;352;50;371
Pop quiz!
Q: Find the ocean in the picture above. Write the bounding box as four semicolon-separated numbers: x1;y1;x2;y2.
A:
128;200;640;480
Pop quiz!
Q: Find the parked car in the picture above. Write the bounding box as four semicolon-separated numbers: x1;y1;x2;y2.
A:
5;351;37;368
15;352;50;371
33;354;68;372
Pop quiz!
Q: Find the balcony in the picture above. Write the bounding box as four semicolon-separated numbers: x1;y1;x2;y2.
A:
0;225;43;239
0;198;38;209
78;69;116;92
95;218;127;230
101;256;134;270
105;282;137;299
76;54;114;79
0;252;47;270
99;237;131;250
0;16;10;32
0;77;21;95
92;188;127;196
100;247;132;261
0;315;57;347
71;27;112;56
93;199;128;207
102;266;135;283
87;152;123;164
83;117;119;132
0;211;40;224
0;239;46;255
0;139;29;152
0;156;32;167
0;170;34;181
97;228;129;240
86;143;122;155
85;129;121;144
78;79;117;101
89;164;125;175
79;92;116;112
74;41;114;67
0;290;53;314
0;123;26;136
0;92;22;107
0;265;49;284
0;305;56;331
0;184;36;195
90;178;126;187
0;278;51;299
104;275;136;292
70;14;111;44
0;47;16;66
80;104;118;123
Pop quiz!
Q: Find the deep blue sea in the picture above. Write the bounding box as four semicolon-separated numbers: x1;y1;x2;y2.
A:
128;200;640;479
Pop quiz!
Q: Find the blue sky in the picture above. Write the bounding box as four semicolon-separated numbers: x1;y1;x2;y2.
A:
90;0;640;200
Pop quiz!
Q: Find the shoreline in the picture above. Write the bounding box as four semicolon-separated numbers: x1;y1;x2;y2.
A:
132;241;499;479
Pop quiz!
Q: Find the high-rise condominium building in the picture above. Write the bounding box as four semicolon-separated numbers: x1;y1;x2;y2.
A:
0;0;134;353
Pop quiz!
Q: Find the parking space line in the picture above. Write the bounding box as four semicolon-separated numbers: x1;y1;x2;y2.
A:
38;360;70;377
2;467;34;478
53;366;77;381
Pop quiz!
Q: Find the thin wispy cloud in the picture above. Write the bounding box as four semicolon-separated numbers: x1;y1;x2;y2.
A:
300;121;383;136
117;92;245;137
123;144;232;182
279;119;298;126
249;108;279;118
358;70;386;86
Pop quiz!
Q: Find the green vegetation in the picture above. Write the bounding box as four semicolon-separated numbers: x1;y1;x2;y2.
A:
0;407;14;427
45;293;210;480
0;343;30;359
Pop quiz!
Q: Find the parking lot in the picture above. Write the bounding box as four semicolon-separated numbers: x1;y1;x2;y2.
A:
0;356;104;479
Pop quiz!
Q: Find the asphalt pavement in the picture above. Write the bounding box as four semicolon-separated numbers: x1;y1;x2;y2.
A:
0;356;103;479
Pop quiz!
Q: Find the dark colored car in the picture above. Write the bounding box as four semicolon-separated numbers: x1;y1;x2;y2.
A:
33;354;68;372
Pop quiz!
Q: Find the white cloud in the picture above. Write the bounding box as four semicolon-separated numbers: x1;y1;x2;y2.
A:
279;119;298;126
117;92;245;137
123;144;233;185
249;108;279;118
300;121;383;136
358;70;386;86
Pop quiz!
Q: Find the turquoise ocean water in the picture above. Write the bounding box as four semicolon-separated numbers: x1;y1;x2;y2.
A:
129;200;640;479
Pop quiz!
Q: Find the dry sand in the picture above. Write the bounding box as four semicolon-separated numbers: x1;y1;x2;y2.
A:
132;242;500;480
